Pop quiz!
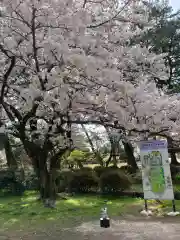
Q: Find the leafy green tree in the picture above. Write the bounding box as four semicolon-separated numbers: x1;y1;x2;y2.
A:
66;149;89;169
139;3;180;92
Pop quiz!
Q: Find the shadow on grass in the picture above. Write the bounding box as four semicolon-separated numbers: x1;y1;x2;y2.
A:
0;191;143;231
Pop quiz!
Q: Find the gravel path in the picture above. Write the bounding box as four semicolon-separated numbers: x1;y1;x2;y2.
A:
72;218;180;240
2;217;180;240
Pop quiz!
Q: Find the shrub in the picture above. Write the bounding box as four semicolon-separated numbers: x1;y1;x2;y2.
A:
23;171;39;190
176;173;180;180
73;167;92;173
99;169;132;194
66;149;89;168
108;165;119;170
131;171;142;184
0;170;25;196
93;166;107;178
81;167;93;172
171;165;180;179
57;170;74;192
119;165;135;174
174;173;180;184
68;170;98;193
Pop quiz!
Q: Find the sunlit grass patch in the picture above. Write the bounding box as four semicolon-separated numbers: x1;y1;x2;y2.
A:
0;191;143;231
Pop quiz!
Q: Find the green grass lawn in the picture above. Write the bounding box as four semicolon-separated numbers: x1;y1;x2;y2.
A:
1;190;180;234
0;191;144;232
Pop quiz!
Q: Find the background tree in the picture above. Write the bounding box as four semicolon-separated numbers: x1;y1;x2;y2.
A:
135;2;180;165
137;2;180;91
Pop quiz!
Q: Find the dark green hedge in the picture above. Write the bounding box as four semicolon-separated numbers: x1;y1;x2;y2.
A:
0;170;25;196
58;167;132;194
0;167;133;195
99;169;132;193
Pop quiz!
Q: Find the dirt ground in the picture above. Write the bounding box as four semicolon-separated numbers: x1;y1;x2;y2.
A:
2;216;180;240
74;217;180;240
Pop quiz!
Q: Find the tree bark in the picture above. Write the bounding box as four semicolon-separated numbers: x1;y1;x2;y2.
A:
105;127;120;167
105;149;113;167
39;167;57;208
112;146;117;167
21;137;67;207
122;141;138;172
4;134;17;169
105;148;118;167
16;118;67;207
4;134;18;194
21;139;52;205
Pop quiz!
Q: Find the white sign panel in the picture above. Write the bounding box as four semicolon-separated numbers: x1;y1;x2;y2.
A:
139;140;174;200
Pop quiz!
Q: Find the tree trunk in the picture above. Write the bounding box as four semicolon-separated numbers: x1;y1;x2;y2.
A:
4;134;17;169
36;153;57;208
122;141;138;172
112;146;117;167
167;137;179;165
21;139;51;205
105;148;118;167
21;144;52;206
105;149;113;167
39;167;56;208
21;134;67;207
105;127;120;167
4;134;18;194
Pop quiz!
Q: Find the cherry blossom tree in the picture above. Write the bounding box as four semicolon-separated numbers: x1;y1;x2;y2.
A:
0;0;177;206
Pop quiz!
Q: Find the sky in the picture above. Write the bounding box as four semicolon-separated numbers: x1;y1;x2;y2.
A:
169;0;180;11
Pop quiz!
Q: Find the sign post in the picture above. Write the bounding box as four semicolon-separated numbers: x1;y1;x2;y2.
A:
139;140;179;216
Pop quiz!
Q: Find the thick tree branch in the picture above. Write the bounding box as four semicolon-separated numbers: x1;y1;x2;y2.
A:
31;6;45;90
2;102;16;122
50;147;69;170
22;97;41;124
81;124;96;153
0;56;16;103
8;104;22;122
83;0;87;8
